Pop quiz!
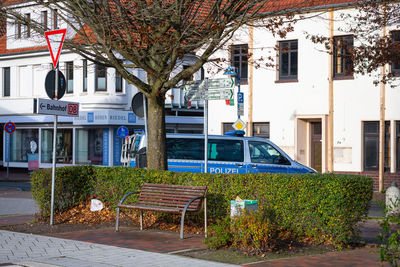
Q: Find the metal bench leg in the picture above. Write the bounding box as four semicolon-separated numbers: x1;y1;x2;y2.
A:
140;210;143;230
115;208;120;232
180;209;189;239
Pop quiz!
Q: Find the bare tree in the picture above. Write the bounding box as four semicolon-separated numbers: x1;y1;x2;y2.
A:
3;0;301;170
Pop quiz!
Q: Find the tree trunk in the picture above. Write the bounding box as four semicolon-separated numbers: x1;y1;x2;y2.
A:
146;94;167;170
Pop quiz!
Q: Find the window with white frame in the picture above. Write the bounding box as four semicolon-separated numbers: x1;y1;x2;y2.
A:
115;69;123;93
24;13;31;38
3;67;10;97
83;59;88;92
95;64;107;91
41;10;48;30
66;62;74;93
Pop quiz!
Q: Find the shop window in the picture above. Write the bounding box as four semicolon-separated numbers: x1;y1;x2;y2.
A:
66;61;74;93
9;129;38;162
3;67;10;97
41;129;72;164
76;129;104;165
230;44;248;83
252;122;270;138
95;64;107;91
83;59;87;92
333;35;354;78
391;31;400;75
115;70;123;93
363;121;390;171
278;40;298;81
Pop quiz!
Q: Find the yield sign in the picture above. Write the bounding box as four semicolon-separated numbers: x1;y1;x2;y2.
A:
45;29;67;67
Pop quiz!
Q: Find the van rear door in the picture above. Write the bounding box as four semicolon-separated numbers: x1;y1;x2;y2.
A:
246;141;290;173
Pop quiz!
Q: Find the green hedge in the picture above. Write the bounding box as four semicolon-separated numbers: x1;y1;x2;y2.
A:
31;166;373;244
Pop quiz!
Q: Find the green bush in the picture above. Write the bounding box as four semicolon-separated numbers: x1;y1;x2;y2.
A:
31;165;95;216
31;166;372;245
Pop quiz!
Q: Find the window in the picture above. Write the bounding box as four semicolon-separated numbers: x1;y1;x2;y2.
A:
249;141;289;165
76;129;104;165
333;35;354;77
252;122;270;138
66;61;74;93
397;122;400;172
222;122;234;134
363;121;390;171
83;59;87;92
391;31;400;75
95;64;107;91
208;139;244;162
41;11;48;30
115;70;123;93
24;14;30;38
52;10;58;29
41;129;72;164
8;129;38;162
231;44;248;82
278;40;298;80
3;67;10;97
15;19;21;39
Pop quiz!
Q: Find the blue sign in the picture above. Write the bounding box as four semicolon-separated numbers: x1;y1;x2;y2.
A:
87;112;94;123
237;92;244;104
117;126;129;138
113;128;122;166
5;133;10;162
102;129;109;166
128;113;136;123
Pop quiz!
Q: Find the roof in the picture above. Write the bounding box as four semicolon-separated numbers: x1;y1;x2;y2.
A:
0;0;362;56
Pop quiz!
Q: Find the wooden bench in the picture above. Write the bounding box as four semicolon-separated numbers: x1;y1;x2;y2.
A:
115;183;207;239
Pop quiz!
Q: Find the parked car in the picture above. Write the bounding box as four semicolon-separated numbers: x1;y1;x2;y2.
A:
125;131;315;174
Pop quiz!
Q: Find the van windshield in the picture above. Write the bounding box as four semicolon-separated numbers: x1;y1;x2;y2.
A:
167;138;244;162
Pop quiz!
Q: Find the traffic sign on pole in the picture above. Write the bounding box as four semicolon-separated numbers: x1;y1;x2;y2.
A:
4;122;16;134
36;98;79;116
45;29;67;67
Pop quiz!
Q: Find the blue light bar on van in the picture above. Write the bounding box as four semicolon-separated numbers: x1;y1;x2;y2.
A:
225;130;245;137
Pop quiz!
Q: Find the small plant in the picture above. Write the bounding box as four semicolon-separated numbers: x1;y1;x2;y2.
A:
378;198;400;266
204;216;232;249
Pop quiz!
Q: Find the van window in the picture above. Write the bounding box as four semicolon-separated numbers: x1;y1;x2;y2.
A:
208;139;244;162
166;138;244;162
167;138;204;160
249;141;286;164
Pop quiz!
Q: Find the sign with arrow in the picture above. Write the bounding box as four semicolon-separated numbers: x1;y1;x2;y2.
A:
183;78;235;101
36;98;79;117
45;29;67;67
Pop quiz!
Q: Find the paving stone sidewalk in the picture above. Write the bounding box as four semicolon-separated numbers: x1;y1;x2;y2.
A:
0;230;236;267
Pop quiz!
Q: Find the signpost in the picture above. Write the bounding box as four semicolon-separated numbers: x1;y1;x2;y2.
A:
45;28;67;226
4;122;15;179
117;126;129;139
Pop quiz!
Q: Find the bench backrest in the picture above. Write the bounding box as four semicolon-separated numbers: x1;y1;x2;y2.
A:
138;183;207;212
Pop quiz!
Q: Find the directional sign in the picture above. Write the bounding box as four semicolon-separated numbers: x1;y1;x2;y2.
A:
232;119;246;131
4;122;16;134
206;89;234;100
207;78;235;90
45;29;67;67
36;98;79;116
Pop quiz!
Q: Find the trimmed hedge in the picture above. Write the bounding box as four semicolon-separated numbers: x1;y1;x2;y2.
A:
31;166;373;244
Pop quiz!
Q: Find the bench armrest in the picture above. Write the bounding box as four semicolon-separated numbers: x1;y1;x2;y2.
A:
183;196;204;212
118;191;139;205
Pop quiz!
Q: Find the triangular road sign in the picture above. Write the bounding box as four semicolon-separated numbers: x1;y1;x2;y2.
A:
45;29;67;67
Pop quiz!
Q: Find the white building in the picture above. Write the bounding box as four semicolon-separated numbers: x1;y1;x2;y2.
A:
0;1;204;169
201;2;400;190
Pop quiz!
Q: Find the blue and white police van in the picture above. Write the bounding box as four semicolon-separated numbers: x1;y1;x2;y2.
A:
124;132;315;174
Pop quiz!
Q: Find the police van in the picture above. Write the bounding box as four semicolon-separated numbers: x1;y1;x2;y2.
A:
123;132;315;174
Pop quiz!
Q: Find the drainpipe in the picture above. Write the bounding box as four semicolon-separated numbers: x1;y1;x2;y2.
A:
379;15;387;192
248;25;254;136
328;10;334;173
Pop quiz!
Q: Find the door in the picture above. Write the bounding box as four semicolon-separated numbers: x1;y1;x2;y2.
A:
311;122;322;172
247;141;289;173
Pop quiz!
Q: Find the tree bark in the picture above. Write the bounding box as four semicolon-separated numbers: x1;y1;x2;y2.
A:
146;94;167;170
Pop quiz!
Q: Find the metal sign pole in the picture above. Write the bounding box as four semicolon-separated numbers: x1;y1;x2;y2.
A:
50;66;59;226
204;78;208;173
6;132;10;179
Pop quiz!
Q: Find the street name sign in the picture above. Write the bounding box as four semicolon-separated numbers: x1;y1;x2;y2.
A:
37;98;79;116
